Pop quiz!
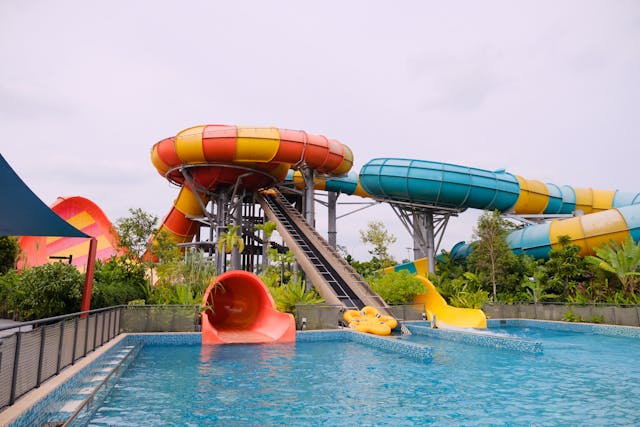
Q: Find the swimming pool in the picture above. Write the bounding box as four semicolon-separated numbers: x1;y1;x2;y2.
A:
48;321;639;426
11;320;640;426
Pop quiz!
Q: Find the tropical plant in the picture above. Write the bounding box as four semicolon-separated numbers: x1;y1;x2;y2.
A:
368;270;425;305
585;236;640;296
266;279;324;314
255;221;277;272
217;224;245;270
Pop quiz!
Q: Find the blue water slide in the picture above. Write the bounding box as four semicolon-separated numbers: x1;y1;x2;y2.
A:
359;158;520;211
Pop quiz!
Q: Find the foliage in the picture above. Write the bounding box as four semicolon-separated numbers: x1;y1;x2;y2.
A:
115;208;158;261
588;315;604;324
586;235;640;296
0;236;19;274
217;224;245;254
12;262;83;320
562;310;583;323
0;270;20;317
262;248;296;286
359;221;397;267
543;235;591;298
264;278;324;314
91;257;148;308
255;221;277;272
467;210;517;301
151;248;217;305
431;271;489;309
368;270;425;305
350;257;386;278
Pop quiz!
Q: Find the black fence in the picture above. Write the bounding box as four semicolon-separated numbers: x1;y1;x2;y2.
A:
0;307;122;410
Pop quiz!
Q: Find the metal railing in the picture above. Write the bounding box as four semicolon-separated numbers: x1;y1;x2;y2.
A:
0;306;122;410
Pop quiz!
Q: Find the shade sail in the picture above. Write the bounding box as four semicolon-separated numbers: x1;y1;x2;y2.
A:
0;153;88;237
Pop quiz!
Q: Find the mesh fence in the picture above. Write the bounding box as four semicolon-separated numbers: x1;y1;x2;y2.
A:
0;307;122;410
120;305;201;333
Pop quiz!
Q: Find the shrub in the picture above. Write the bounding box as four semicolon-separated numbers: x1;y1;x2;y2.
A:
369;270;425;305
16;262;83;320
92;257;148;308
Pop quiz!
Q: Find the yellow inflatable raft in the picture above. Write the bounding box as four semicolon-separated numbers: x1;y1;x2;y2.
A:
343;306;398;336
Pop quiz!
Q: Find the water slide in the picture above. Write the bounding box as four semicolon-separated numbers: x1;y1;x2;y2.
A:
18;196;123;269
151;125;352;244
152;125;392;342
201;270;296;344
384;258;487;328
296;157;640;260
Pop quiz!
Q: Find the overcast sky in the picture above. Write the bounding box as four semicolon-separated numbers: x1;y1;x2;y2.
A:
2;1;639;262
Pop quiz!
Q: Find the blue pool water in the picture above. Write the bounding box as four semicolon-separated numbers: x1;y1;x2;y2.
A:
84;326;640;426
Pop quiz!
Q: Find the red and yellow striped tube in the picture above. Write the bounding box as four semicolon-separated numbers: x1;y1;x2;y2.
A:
151;125;354;244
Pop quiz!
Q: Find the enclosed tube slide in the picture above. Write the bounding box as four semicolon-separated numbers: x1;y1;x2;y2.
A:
201;270;296;345
151;125;353;245
355;158;640;259
385;258;487;329
17;196;123;269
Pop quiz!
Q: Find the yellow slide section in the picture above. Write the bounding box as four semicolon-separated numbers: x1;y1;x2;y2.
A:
385;258;487;329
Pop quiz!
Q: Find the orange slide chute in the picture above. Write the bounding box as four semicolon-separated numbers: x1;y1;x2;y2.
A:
151;124;354;246
201;270;296;345
18;196;123;270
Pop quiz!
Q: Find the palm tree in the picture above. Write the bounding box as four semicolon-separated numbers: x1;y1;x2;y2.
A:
255;221;277;273
217;224;245;270
585;235;640;296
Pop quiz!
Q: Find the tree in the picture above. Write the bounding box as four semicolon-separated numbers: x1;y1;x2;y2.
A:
359;221;397;267
115;208;158;261
586;235;640;296
0;236;19;274
217;224;245;270
467;210;516;301
255;221;277;273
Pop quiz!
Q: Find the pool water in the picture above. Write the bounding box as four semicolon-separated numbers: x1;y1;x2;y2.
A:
86;327;640;426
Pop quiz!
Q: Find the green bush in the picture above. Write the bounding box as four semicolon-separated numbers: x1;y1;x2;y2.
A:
369;270;425;305
16;262;83;320
0;270;20;317
92;257;148;308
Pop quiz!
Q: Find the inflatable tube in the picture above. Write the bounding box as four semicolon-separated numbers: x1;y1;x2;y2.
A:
343;306;398;336
201;270;296;345
152;125;354;245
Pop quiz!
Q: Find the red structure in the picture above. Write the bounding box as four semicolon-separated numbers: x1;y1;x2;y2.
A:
201;270;296;345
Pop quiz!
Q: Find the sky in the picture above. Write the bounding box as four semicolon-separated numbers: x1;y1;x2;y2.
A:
2;1;639;262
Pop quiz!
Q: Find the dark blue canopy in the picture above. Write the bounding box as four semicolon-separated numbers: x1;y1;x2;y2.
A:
0;153;88;237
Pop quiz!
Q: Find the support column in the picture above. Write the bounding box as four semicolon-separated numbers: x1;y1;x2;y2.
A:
425;212;436;275
327;191;338;249
231;196;242;270
412;211;435;274
215;191;227;273
303;167;315;226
